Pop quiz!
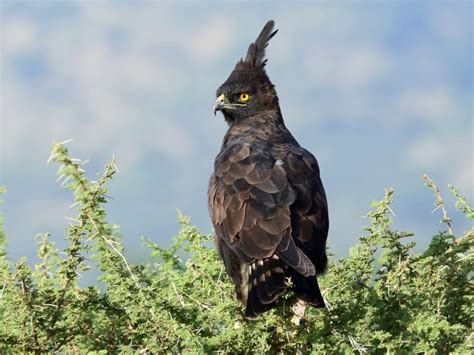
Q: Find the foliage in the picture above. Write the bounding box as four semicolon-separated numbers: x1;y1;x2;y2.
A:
0;142;472;353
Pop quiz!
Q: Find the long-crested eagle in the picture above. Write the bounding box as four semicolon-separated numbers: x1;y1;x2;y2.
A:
208;20;329;319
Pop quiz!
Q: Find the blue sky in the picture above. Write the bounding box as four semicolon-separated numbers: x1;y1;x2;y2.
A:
1;1;472;270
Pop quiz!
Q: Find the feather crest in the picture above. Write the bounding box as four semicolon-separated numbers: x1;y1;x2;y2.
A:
244;20;278;68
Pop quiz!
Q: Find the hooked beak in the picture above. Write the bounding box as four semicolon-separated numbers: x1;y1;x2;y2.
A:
214;94;229;116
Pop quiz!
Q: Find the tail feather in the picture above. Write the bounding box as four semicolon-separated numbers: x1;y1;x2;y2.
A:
276;236;316;277
245;255;286;318
288;268;325;308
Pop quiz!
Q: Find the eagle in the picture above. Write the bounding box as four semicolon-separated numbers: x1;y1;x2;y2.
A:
208;20;329;319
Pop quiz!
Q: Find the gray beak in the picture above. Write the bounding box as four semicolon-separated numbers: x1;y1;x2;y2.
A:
214;94;228;116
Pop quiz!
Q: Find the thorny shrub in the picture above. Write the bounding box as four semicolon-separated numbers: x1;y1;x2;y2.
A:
0;142;472;353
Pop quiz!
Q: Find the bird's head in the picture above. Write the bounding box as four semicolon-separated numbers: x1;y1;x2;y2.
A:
214;20;280;124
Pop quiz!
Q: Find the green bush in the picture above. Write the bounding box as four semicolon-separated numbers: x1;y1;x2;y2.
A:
0;142;472;353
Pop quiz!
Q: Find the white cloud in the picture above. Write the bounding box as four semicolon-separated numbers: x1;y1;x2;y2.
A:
7;195;70;241
453;162;473;196
407;134;472;193
392;88;463;126
155;122;193;159
408;135;443;168
2;17;36;55
333;48;394;91
185;16;237;63
429;3;472;45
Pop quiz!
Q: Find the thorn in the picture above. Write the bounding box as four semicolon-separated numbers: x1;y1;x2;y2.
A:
64;216;81;225
60;175;72;188
68;201;80;209
112;154;120;173
46;152;56;165
60;138;73;145
171;281;185;307
56;164;65;175
85;236;94;243
102;236;119;245
88;215;97;229
323;296;332;310
431;205;442;214
387;206;396;217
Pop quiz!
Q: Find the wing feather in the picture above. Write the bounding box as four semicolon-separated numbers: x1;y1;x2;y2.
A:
210;143;295;259
208;139;329;314
286;148;329;274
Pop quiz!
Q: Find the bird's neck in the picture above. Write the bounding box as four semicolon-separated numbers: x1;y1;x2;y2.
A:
223;109;291;147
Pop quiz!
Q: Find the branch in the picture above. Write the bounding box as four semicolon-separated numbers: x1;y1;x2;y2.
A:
423;175;455;241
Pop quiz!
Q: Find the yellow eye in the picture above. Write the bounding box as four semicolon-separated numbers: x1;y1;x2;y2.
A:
239;93;250;102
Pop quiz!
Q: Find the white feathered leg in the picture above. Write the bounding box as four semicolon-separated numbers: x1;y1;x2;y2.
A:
291;299;307;326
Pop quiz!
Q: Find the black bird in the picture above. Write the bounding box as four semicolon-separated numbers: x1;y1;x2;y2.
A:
208;20;329;318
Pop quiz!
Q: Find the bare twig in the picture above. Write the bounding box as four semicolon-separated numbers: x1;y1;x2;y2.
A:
171;280;185;307
423;175;455;241
183;292;212;311
101;235;138;285
101;235;157;319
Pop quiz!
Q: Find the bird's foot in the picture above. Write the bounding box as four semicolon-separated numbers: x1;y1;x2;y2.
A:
291;299;307;326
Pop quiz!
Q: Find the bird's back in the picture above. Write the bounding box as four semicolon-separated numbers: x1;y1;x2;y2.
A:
208;111;328;317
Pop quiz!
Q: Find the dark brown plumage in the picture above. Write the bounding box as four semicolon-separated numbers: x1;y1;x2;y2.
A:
208;20;329;318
